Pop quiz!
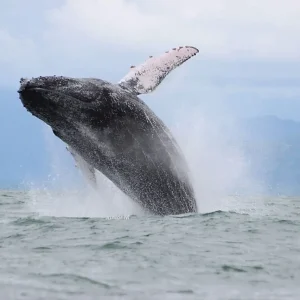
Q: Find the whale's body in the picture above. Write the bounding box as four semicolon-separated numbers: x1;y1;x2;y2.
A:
18;46;199;215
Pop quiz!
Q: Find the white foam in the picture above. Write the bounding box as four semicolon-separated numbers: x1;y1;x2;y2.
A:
24;125;142;218
171;106;267;216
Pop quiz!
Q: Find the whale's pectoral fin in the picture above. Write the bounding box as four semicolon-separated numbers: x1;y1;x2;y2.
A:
118;46;199;95
66;146;97;189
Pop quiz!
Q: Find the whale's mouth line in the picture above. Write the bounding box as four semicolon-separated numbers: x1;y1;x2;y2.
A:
18;87;48;94
18;86;72;105
18;77;65;95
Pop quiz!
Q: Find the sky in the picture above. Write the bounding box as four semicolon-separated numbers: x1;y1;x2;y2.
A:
1;0;300;187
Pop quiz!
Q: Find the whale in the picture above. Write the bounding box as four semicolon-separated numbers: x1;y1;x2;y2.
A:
18;46;199;216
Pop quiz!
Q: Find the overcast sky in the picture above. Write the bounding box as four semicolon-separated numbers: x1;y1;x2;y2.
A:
1;0;300;186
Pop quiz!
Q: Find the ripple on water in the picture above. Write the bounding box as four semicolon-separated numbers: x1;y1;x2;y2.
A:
1;191;300;299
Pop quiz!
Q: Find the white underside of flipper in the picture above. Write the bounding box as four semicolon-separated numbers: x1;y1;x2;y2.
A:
118;46;199;95
66;146;97;189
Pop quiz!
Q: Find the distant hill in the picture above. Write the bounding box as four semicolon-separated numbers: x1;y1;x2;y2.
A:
239;115;300;195
1;91;300;195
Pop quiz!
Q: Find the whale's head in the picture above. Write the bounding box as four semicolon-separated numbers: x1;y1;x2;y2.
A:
19;76;108;124
18;76;128;140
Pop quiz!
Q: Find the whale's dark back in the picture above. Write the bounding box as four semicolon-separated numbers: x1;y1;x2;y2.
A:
19;77;197;216
78;86;198;215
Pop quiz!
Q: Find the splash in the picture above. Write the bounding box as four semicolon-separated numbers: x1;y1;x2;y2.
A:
24;104;267;218
171;105;267;215
25;126;143;218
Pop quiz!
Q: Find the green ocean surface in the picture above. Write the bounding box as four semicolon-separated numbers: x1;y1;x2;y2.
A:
0;190;299;299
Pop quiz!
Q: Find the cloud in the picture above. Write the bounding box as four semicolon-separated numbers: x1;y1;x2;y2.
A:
46;0;300;59
0;30;42;88
0;0;300;89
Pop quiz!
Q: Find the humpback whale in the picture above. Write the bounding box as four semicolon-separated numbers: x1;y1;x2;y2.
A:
18;46;199;216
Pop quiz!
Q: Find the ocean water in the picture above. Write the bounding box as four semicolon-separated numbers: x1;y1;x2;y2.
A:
0;189;299;300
